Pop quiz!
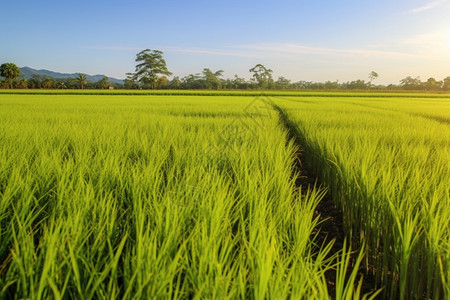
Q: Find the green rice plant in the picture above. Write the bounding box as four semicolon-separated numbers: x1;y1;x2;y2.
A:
1;94;368;299
275;95;450;299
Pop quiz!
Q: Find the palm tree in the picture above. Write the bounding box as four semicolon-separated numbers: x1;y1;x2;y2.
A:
0;63;21;89
77;74;87;89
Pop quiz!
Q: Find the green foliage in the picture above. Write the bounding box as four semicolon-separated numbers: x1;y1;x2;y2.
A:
202;68;223;89
0;62;21;89
77;74;87;89
399;76;423;90
0;94;347;299
368;71;379;84
127;49;172;89
443;76;450;91
249;64;274;89
277;95;450;299
0;92;448;299
99;76;110;89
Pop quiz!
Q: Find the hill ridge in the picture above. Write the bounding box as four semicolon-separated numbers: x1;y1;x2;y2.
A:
19;66;124;84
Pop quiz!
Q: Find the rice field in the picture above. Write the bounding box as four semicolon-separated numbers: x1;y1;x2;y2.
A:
0;92;449;299
274;96;450;299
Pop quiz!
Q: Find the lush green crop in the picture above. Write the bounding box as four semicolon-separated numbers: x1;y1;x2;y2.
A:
0;94;374;299
2;92;446;299
275;96;450;299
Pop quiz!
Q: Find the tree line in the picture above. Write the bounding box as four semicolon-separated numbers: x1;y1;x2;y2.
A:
2;50;450;91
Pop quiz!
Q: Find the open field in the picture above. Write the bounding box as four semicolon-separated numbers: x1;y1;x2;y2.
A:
0;92;449;299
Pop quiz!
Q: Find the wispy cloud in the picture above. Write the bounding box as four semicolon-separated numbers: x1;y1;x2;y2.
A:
239;43;419;59
406;0;447;13
161;46;265;58
84;43;421;60
82;45;290;58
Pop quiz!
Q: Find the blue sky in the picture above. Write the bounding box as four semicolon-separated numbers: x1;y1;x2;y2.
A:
1;0;449;84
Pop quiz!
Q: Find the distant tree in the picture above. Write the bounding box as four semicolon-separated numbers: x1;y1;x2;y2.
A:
0;62;21;89
169;76;181;89
399;76;423;90
442;76;450;91
323;80;340;90
424;77;442;91
249;64;273;89
65;78;79;89
15;78;28;89
342;79;368;90
42;76;55;89
99;76;110;89
58;82;67;89
158;76;169;88
182;73;203;89
275;76;291;89
232;75;248;89
77;74;87;89
29;74;43;89
368;71;379;88
129;49;172;89
202;68;223;89
386;84;399;90
124;77;138;89
294;81;312;89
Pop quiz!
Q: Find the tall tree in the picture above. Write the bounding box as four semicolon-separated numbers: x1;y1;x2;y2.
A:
442;76;450;91
249;64;273;89
129;49;172;89
0;62;21;89
400;76;422;90
368;71;379;87
424;77;442;91
202;68;223;89
77;74;87;89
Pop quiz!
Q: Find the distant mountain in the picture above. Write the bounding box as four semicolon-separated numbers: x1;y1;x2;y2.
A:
20;66;124;84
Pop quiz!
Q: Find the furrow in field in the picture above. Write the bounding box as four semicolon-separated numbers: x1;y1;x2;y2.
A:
267;99;380;298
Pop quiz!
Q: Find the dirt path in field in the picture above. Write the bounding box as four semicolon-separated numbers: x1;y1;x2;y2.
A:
268;99;379;299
